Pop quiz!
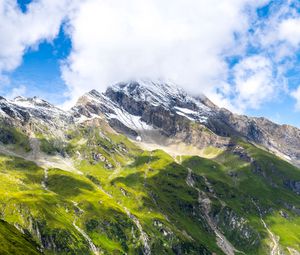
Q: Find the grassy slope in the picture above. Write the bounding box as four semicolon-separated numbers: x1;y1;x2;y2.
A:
0;124;299;254
0;125;31;152
182;140;300;254
0;219;41;255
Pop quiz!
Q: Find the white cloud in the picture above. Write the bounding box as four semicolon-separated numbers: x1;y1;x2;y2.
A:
5;85;26;99
291;86;300;111
207;55;282;113
0;0;77;78
278;18;300;47
61;0;268;107
232;55;278;111
225;1;300;113
3;0;300;116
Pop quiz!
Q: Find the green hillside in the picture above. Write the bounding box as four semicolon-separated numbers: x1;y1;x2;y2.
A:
0;219;41;255
0;124;299;254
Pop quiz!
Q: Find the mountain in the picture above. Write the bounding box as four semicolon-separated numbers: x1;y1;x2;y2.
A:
0;80;299;254
73;80;300;166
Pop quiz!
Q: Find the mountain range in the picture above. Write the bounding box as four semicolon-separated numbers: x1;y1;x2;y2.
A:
0;80;300;254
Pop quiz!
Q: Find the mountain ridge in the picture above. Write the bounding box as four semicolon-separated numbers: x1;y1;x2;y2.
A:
0;80;299;166
0;80;300;254
74;80;300;167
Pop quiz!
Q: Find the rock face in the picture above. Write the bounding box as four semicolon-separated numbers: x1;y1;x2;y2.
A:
105;81;213;134
71;80;300;166
210;109;300;165
0;79;299;165
0;96;73;135
284;180;300;195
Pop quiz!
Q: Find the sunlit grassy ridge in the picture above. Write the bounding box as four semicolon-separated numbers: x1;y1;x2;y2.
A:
0;124;300;254
182;141;300;254
0;219;40;255
0;125;31;152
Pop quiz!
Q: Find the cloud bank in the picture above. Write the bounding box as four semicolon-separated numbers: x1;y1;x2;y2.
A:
0;0;76;75
61;0;268;109
2;0;300;114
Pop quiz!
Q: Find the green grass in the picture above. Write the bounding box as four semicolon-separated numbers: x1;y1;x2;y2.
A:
182;141;300;254
0;125;31;152
36;133;75;156
0;124;300;254
0;219;41;255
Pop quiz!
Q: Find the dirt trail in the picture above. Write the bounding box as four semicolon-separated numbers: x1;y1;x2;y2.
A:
73;220;100;255
123;207;151;255
186;168;243;255
95;181;151;255
287;247;300;255
28;137;40;160
252;200;280;255
72;201;101;255
41;168;48;190
0;134;82;175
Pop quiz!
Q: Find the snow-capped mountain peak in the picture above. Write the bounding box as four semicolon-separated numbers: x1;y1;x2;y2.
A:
108;79;209;110
0;80;299;167
110;80;186;106
106;80;213;125
13;96;55;109
71;80;300;167
0;95;73;131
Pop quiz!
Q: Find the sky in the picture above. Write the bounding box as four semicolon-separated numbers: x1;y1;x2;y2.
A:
1;0;300;127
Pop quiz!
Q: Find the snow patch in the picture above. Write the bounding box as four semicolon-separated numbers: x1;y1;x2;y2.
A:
176;111;196;121
107;108;153;131
112;80;211;112
174;106;198;115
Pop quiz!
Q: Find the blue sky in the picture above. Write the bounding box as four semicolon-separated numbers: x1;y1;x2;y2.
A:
5;25;72;105
1;0;300;127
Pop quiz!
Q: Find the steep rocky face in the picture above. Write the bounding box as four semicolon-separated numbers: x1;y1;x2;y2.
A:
254;118;300;159
1;80;299;166
105;80;213;131
74;80;298;166
101;80;300;165
0;96;73;136
211;108;300;165
72;80;230;150
72;90;115;118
